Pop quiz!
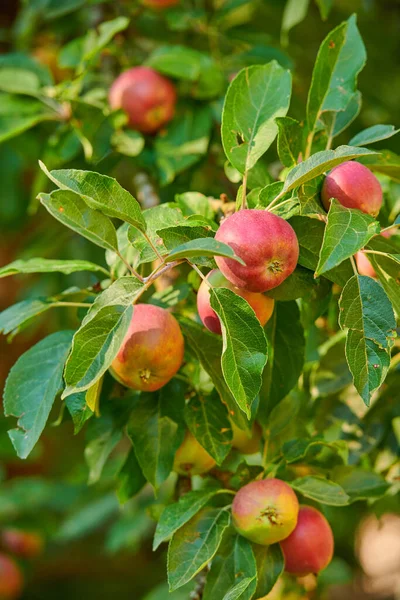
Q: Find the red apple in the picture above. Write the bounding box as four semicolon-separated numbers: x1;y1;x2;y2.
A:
173;431;216;476
355;251;376;277
321;161;382;216
197;269;275;334
1;529;43;559
109;67;176;134
141;0;179;7
110;304;184;391
232;478;299;545
0;553;23;599
214;210;299;293
280;505;334;576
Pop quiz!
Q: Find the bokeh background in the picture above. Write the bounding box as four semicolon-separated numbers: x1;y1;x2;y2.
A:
0;1;399;598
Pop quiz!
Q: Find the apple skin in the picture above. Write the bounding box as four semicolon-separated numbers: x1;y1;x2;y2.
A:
355;251;376;277
109;67;176;134
0;553;23;599
231;421;262;455
110;304;184;392
321;161;382;216
232;478;299;545
173;431;216;476
214;210;299;293
141;0;179;7
1;529;43;559
280;505;334;576
197;269;275;334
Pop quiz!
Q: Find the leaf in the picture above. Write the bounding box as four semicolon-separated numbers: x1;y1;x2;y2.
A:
254;544;284;599
266;266;315;301
282;146;376;194
0;257;109;278
260;302;305;419
85;376;103;416
339;275;396;405
167;238;245;264
85;428;122;485
153;489;218;550
224;537;257;600
168;508;231;591
127;393;182;490
276;116;303;167
315;0;333;20
333;467;390;501
112;130;144;157
223;578;256;600
179;317;249;430
210;288;268;418
0;68;41;96
297;176;326;216
367;251;400;316
349;124;400;147
358;150;400;182
57;494;119;542
0;298;54;337
0;93;56;143
316;200;380;275
39;162;146;233
63;278;143;397
82;16;129;64
221;62;292;174
307;16;366;139
185;393;232;465
158;225;215;266
281;0;310;46
4;331;73;459
282;438;348;464
65;392;93;435
39;190;118;252
291;476;350;506
117;448;146;504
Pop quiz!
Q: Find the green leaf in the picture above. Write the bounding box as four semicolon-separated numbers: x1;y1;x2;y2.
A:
0;93;56;143
167;238;245;264
307;16;366;139
0;68;41;96
63;278;143;397
168;508;231;591
316;200;380;275
81;16;129;64
358;150;400;182
290;216;353;286
260;302;305;419
223;577;256;600
281;0;310;46
368;252;400;316
349;124;400;147
185;393;232;465
116;448;146;504
224;537;257;600
266;266;315;301
158;225;215;266
65;392;93;435
254;544;284;598
333;467;390;501
57;494;119;542
221;62;292;174
0;298;54;337
282;146;376;194
4;331;73;459
339;275;396;405
39;190;118;252
282;438;348;464
210;288;268;418
112;130;144;157
127;393;182;490
39;162;146;233
291;476;350;506
179;318;249;430
0;257;109;278
85;427;122;485
315;0;333;20
154;489;219;550
297;176;326;217
276;116;303;167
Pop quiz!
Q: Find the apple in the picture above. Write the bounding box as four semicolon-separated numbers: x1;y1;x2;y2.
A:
232;478;299;545
231;420;262;455
110;304;184;391
321;161;382;216
280;505;334;576
1;529;43;559
141;0;179;7
0;553;23;599
173;431;216;476
197;269;275;334
214;210;299;293
109;66;176;134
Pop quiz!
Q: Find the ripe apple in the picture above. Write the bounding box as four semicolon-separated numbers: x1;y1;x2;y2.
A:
232;478;299;545
197;269;275;334
280;505;334;575
1;529;43;559
0;553;23;599
355;251;376;277
109;66;176;134
173;431;216;476
110;304;184;391
321;161;382;216
214;210;299;293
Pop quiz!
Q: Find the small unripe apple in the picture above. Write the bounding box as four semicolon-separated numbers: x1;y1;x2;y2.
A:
232;478;299;545
141;0;179;7
280;505;334;576
214;210;299;293
173;431;216;476
109;67;176;134
231;420;262;455
321;161;382;216
110;304;184;391
0;553;23;599
1;529;43;559
197;269;275;334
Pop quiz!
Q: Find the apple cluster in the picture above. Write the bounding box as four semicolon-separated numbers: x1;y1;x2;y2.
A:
0;529;44;599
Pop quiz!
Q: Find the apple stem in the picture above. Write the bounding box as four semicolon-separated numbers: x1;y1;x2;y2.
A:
380;223;400;234
266;190;286;212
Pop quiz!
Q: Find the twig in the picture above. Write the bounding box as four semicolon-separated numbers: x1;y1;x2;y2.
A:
266;190;286;212
116;250;143;281
350;255;358;276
